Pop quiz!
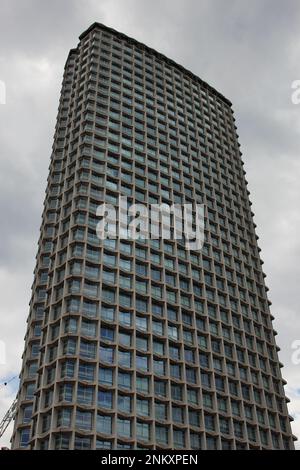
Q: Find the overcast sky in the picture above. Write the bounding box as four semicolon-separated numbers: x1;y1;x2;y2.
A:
0;0;299;448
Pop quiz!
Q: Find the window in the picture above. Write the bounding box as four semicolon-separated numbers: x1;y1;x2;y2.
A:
80;340;96;359
204;414;215;431
102;288;115;303
234;421;244;439
136;263;147;276
153;320;163;336
99;367;113;386
173;430;185;448
136;376;149;394
97;414;112;435
136;336;148;351
102;270;116;284
153;340;164;356
81;320;96;338
59;384;73;403
136;316;148;331
137;398;150;417
136;422;150;442
57;408;72;428
78;363;95;382
190;433;201;450
61;361;75;379
201;372;211;388
77;385;94;406
76;410;92;431
101;306;115;322
119;292;132;307
54;434;70;450
119;332;132;347
118;350;132;368
96;440;112;450
19;428;30;448
118;395;132;413
22;405;33;424
171;384;183;401
117;418;131;438
98;390;113;409
118;371;132;390
219;418;230;434
172;406;184;423
169;345;180;360
155;425;168;445
119;311;132;326
186;368;196;384
101;327;115;342
153;359;165;376
189;410;200;427
100;346;114;363
168;325;178;340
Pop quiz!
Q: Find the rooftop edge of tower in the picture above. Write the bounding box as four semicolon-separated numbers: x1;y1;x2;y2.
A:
78;22;233;109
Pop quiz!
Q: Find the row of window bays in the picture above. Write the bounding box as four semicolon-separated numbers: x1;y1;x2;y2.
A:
20;428;291;450
66;109;241;185
29;292;281;387
60;80;236;166
63;76;236;162
38;224;268;316
23;383;289;441
22;361;287;448
76;31;234;130
47;140;254;239
23;339;286;431
35;238;273;340
61;64;240;178
47;170;256;256
43;165;259;271
32;331;283;403
63;140;246;211
20;407;289;450
62;85;239;185
75;82;236;151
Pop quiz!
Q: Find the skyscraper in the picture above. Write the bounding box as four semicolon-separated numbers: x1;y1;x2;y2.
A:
11;22;295;450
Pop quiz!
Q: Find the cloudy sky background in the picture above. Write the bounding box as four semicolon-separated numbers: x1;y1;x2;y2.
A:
0;0;299;448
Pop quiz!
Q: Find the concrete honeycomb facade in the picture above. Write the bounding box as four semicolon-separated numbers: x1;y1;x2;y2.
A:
11;23;295;450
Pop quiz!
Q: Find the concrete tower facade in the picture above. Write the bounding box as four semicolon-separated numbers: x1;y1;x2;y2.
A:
11;23;295;450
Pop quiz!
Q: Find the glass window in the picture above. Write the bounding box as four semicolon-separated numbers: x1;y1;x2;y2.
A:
136;422;150;442
19;428;30;448
97;414;112;435
78;362;95;382
117;418;131;438
155;425;168;445
118;350;132;368
136;355;148;371
76;410;92;430
99;367;113;386
136;376;149;394
118;371;132;390
57;408;72;428
100;346;114;363
98;390;113;409
118;394;132;413
119;311;132;326
136;398;150;417
77;385;94;406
